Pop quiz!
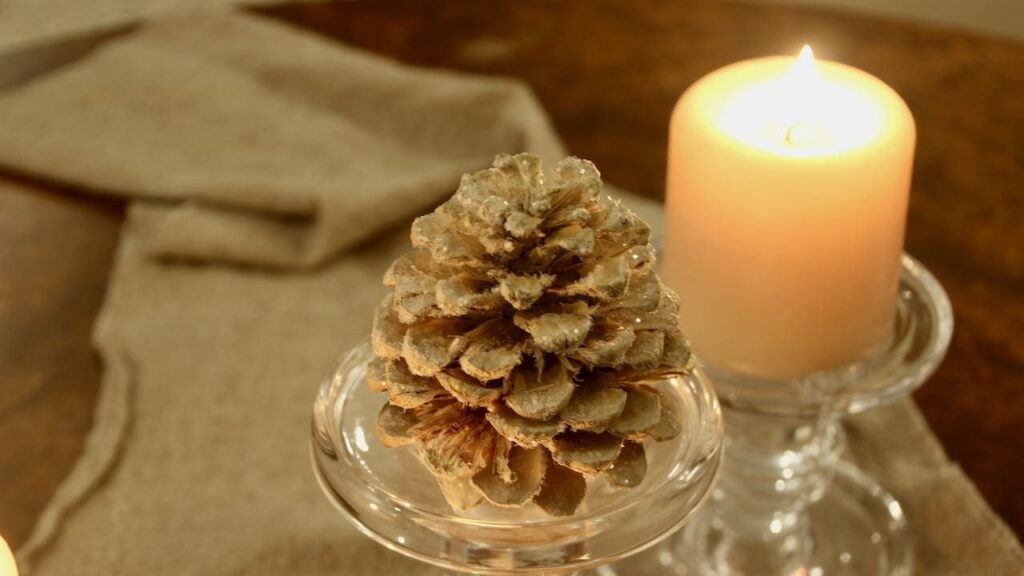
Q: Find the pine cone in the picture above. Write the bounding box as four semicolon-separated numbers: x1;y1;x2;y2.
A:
370;153;694;516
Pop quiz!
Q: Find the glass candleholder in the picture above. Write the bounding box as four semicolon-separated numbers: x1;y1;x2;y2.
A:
677;254;953;576
311;342;723;575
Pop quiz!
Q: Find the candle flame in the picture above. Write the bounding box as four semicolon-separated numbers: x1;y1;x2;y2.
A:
782;45;828;147
786;45;821;96
1;533;18;576
796;45;815;72
712;43;888;156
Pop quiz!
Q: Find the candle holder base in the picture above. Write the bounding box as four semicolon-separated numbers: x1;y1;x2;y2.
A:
682;460;911;576
675;254;952;576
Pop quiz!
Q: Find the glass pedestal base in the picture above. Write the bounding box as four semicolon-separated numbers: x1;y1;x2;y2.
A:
680;461;911;576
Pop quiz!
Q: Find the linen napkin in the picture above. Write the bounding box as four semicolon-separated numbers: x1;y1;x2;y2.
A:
0;9;563;268
0;10;1019;575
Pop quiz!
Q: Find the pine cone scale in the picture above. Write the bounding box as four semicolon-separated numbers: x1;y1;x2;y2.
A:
504;363;575;421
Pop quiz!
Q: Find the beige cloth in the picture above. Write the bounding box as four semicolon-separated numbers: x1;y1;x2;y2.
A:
0;0;284;53
0;10;1019;576
0;10;562;268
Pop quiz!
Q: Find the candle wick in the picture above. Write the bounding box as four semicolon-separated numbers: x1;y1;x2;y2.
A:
784;122;817;148
785;124;804;147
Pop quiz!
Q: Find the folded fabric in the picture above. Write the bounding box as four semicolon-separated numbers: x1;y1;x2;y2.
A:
1;9;1019;576
0;9;563;267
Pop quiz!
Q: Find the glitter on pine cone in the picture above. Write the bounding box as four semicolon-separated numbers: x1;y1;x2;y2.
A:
370;153;694;517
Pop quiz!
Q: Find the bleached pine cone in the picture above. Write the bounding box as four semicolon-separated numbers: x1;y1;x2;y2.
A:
370;153;694;516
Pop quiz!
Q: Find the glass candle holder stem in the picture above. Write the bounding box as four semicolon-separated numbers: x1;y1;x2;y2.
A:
710;409;842;569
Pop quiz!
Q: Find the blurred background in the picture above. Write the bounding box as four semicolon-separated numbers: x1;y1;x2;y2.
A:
1;0;1022;52
1;0;1020;572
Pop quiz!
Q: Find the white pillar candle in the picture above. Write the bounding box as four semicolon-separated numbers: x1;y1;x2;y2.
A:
664;47;915;379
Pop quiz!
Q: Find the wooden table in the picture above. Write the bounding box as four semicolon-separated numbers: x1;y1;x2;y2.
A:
1;0;1021;549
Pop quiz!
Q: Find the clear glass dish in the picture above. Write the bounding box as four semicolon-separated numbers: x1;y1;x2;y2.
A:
312;343;723;574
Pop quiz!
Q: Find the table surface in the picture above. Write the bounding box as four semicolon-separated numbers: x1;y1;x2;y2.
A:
0;0;1021;550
